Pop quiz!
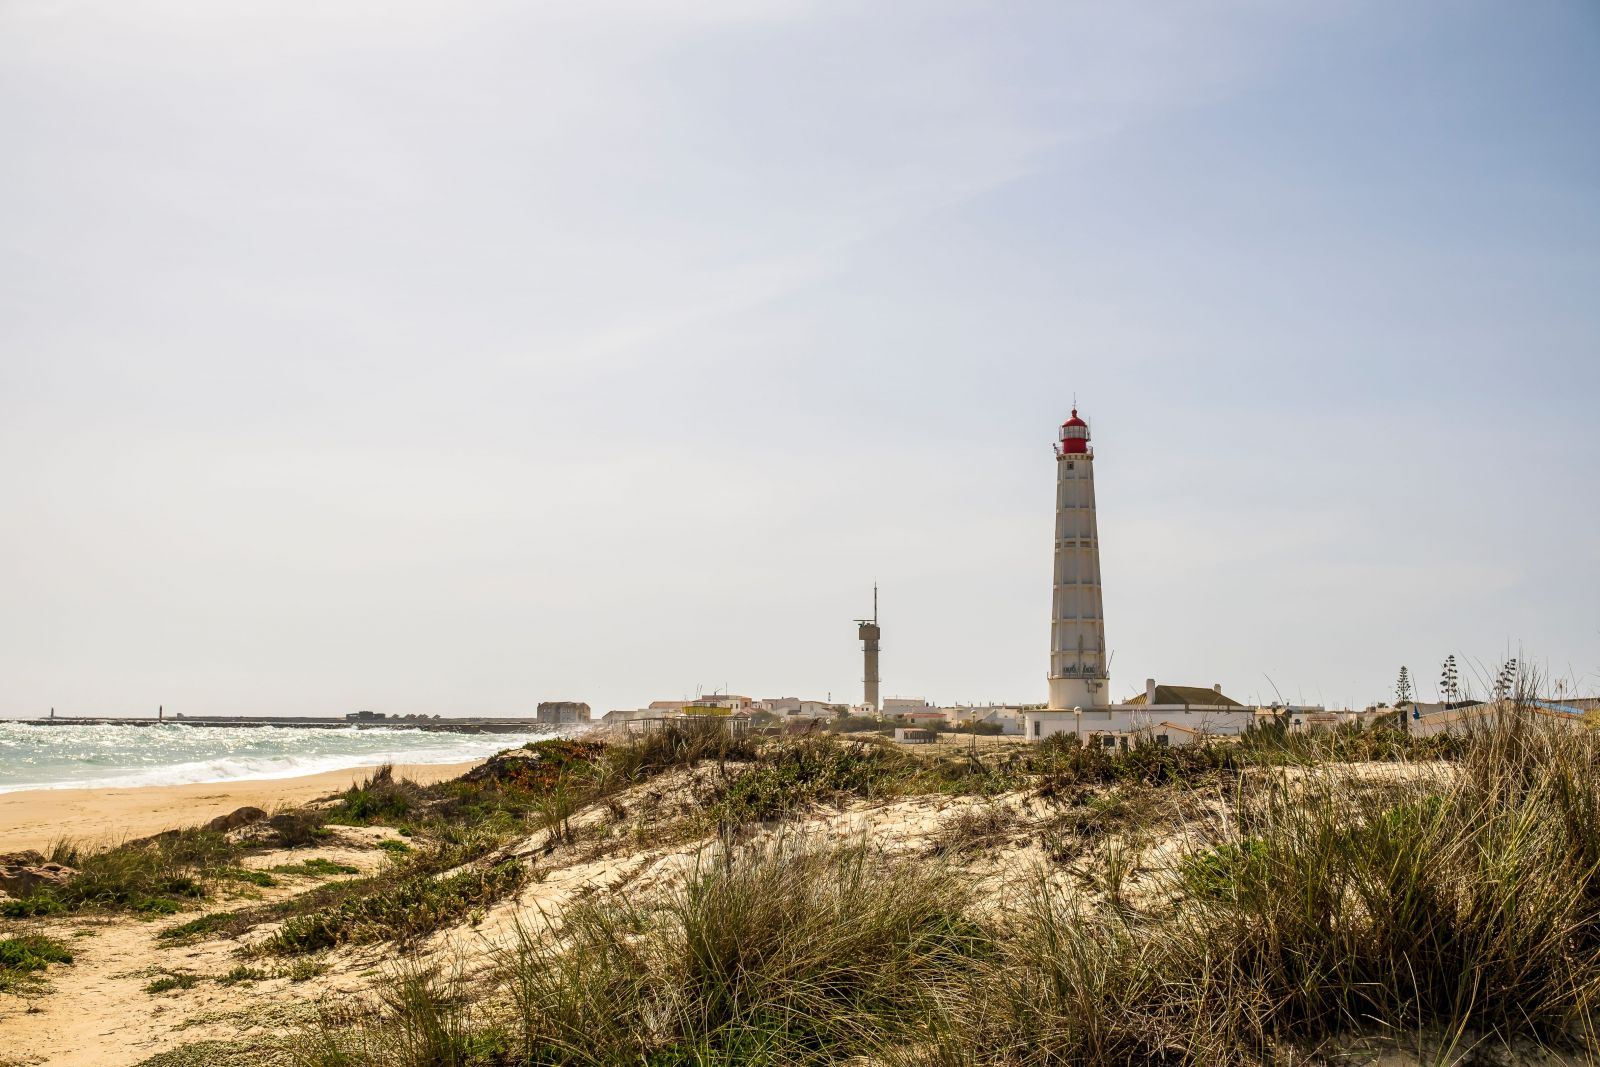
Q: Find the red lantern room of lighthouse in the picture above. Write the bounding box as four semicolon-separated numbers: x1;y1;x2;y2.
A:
1056;410;1090;456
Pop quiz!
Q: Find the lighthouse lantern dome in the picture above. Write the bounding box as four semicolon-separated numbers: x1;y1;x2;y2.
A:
1057;409;1090;455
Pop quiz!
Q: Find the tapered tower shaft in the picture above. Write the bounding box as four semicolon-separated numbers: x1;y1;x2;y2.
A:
1048;410;1109;709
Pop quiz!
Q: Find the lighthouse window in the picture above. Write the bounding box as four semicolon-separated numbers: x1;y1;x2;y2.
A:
1065;462;1074;469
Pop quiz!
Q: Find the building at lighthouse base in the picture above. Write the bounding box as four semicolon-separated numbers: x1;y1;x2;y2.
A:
1021;679;1258;744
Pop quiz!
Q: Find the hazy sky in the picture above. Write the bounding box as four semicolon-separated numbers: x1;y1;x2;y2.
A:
2;0;1596;717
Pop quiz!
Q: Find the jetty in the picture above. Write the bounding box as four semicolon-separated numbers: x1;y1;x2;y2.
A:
20;712;559;735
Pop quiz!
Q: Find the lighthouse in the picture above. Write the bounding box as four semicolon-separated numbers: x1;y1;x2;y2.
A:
1047;408;1109;709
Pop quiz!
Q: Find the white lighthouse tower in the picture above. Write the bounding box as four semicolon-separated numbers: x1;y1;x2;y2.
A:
1047;408;1109;709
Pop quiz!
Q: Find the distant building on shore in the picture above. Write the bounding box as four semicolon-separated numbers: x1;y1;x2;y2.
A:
536;701;591;725
344;710;442;723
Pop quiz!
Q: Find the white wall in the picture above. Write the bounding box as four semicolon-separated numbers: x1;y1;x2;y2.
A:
1021;705;1264;742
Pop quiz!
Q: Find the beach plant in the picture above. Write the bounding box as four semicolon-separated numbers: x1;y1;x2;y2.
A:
144;972;200;994
956;707;1600;1063
0;934;73;994
267;808;330;847
298;962;507;1067
0;895;65;918
216;964;268;985
302;835;978;1066
711;736;1018;826
270;858;360;878
328;764;423;826
31;829;243;915
158;911;237;943
218;866;278;887
269;858;527;954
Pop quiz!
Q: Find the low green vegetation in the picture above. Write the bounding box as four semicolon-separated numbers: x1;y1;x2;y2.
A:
145;972;200;994
270;858;526;954
712;737;1016;823
291;710;1600;1066
6;830;242;918
8;710;1556;1066
1179;837;1269;902
0;934;73;993
218;867;278;888
131;1038;294;1067
300;838;980;1066
326;765;421;826
270;858;360;878
158;911;236;943
218;964;269;985
0;895;65;918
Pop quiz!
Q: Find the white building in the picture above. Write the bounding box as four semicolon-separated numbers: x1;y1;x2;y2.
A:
939;705;1027;735
600;707;655;726
1023;679;1258;743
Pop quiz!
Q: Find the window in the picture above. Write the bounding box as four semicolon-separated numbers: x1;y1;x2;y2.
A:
1066;461;1075;470
1156;735;1170;748
1101;736;1116;748
1032;720;1041;737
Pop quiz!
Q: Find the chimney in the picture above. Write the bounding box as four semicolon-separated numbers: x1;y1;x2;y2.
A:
1145;678;1157;704
1213;683;1222;694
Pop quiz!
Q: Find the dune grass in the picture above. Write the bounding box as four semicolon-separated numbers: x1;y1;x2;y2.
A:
299;836;979;1066
1;830;244;917
289;707;1600;1066
269;857;526;955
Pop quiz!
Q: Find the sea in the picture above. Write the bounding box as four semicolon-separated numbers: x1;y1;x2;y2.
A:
0;720;582;793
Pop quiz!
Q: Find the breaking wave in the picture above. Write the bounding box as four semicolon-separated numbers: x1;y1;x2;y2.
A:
0;721;582;793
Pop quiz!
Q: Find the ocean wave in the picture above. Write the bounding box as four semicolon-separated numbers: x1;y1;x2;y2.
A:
0;723;585;793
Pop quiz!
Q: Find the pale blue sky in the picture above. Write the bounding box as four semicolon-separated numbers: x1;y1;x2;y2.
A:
2;0;1595;715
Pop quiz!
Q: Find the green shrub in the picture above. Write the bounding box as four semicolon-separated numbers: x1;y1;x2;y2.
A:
133;897;185;915
271;859;527;954
271;858;360;878
325;764;429;825
1180;838;1270;902
219;867;278;887
145;972;199;994
158;912;236;942
603;719;757;782
1;895;65;918
268;808;330;847
711;737;1018;825
0;935;74;993
33;830;238;914
217;964;267;985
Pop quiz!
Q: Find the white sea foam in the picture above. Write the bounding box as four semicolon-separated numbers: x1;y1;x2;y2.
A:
0;721;583;793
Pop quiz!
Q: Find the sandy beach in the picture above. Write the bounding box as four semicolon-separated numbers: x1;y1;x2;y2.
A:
0;760;480;854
